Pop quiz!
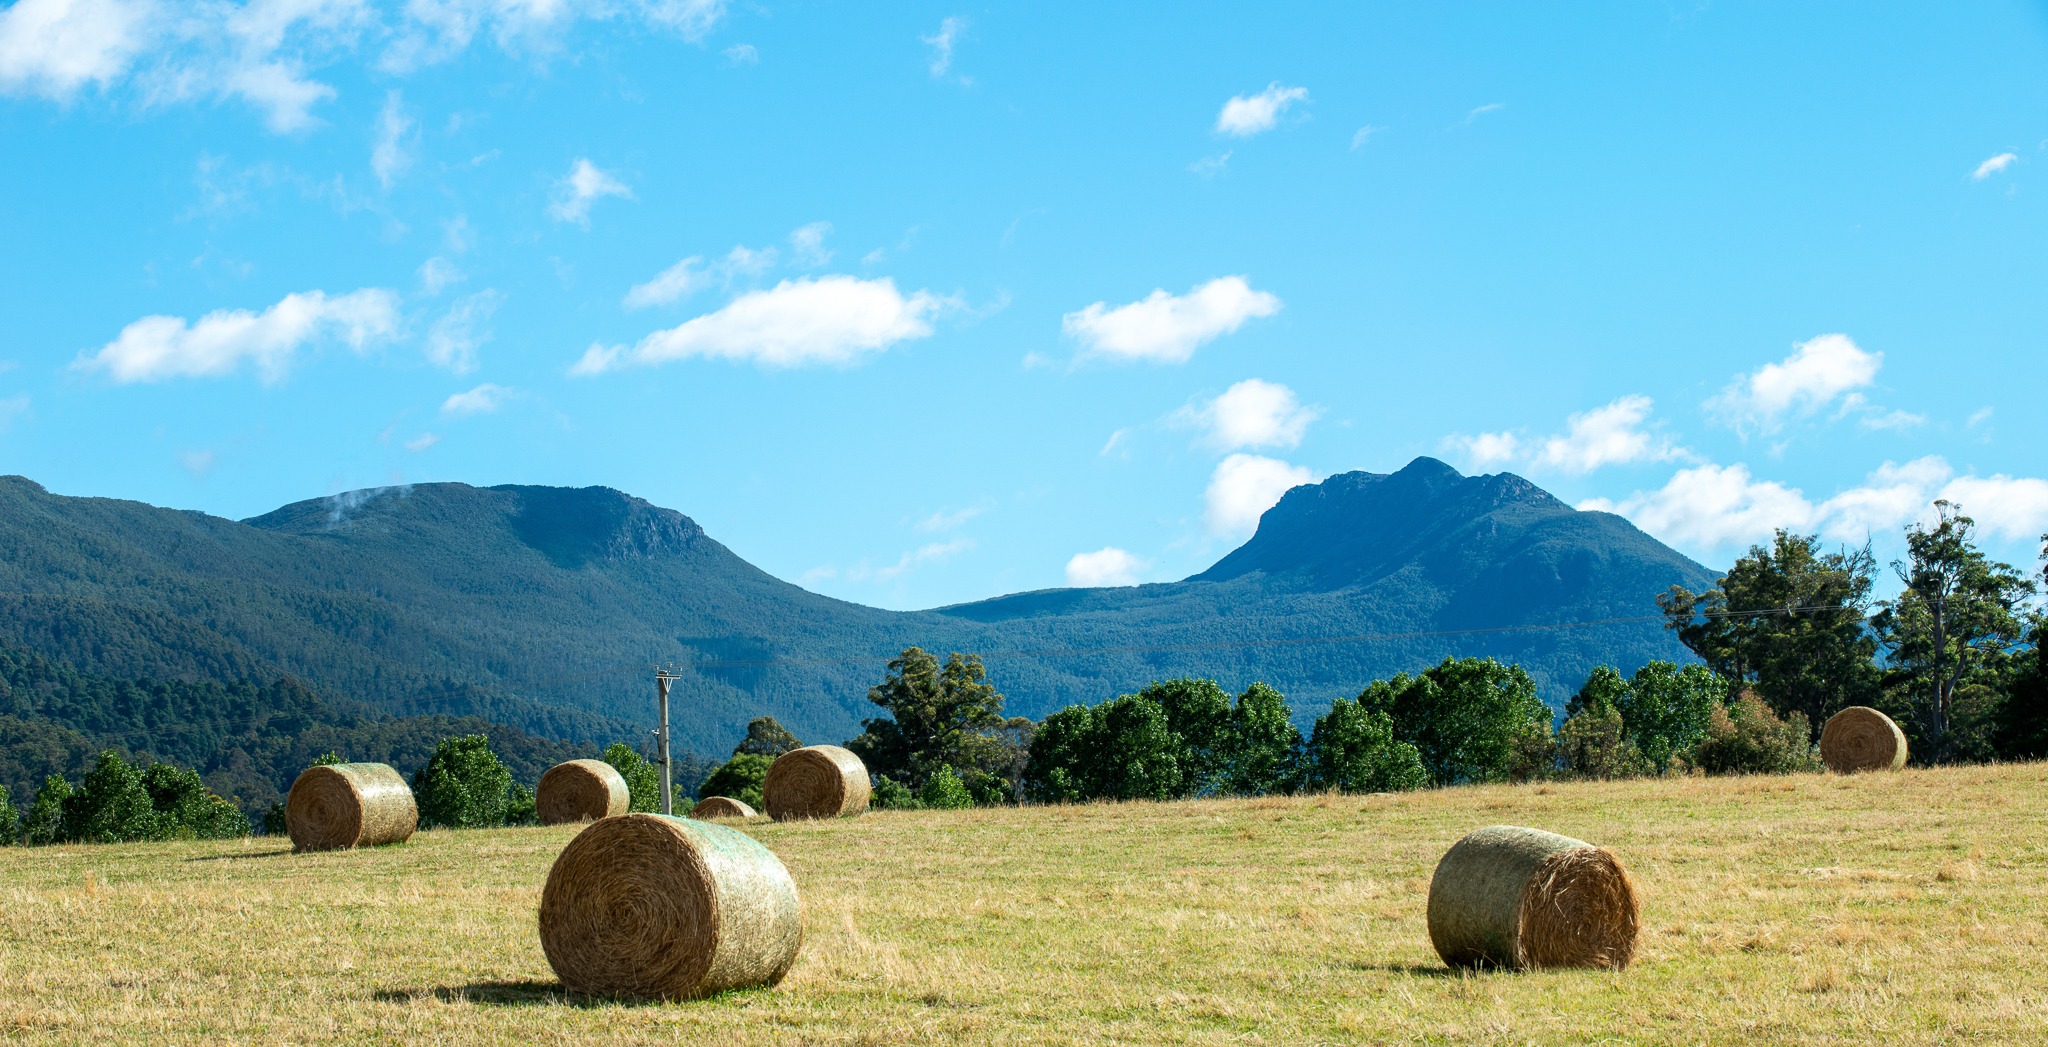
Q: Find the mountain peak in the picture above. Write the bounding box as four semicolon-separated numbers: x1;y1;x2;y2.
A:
1188;457;1571;589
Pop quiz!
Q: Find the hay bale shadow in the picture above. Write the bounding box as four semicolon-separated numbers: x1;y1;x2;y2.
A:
372;981;776;1008
184;849;294;862
372;981;657;1009
1341;962;1469;978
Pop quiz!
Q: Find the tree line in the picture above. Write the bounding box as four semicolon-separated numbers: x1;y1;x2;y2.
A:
684;507;2043;805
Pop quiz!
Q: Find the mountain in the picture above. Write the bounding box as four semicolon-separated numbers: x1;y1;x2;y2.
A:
0;458;1717;756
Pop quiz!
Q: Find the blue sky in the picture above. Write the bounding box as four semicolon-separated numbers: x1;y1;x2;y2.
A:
1;0;2044;611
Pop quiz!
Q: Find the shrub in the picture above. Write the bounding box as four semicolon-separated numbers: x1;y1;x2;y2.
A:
698;753;772;811
22;775;71;846
62;751;164;843
602;742;663;812
505;782;538;825
1554;704;1650;780
262;803;288;836
1687;691;1821;775
919;766;973;809
1302;700;1427;793
141;762;249;840
870;776;922;810
412;735;514;829
0;790;17;846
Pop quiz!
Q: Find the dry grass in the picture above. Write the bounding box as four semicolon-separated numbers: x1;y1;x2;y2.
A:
3;763;2046;1044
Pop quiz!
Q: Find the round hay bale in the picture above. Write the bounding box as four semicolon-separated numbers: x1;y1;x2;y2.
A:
1819;706;1908;773
539;812;804;1000
537;759;631;825
1426;825;1640;971
762;745;871;822
692;796;757;820
286;762;418;852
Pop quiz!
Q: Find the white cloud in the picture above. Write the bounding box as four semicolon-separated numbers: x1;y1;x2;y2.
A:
1443;430;1521;469
572;275;941;374
370;89;413;188
921;15;962;78
5;1;733;130
1940;474;2048;541
404;431;440;451
1533;394;1683;473
424;289;502;373
1099;426;1130;457
178;448;214;477
1187;151;1230;177
1177;378;1321;452
639;0;727;42
440;382;513;418
1580;462;1819;551
1215;82;1308;137
1967;406;1994;428
1857;408;1925;432
417;256;464;295
722;42;755;64
1583;455;2048;553
623;256;709;309
1066;547;1146;587
723;243;777;275
1708;333;1882;436
1063;276;1280;364
837;538;972;584
914;501;989;533
789;221;833;267
1462;102;1503;124
546;158;632;226
1350;125;1383;149
1973;152;2018;180
73;287;399;384
0;0;151;98
1205;453;1314;536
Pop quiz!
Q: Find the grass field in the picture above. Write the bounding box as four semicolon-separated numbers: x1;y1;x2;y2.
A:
3;763;2045;1045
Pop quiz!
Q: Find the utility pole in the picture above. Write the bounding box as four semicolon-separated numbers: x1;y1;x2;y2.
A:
654;669;679;816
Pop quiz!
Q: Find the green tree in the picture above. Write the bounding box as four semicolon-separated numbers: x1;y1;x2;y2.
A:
602;742;663;812
22;775;71;846
61;751;164;843
1301;700;1427;793
1658;529;1880;731
0;790;17;845
1619;662;1725;771
505;782;538;825
733;716;802;758
1359;657;1551;786
411;735;514;829
1871;503;2037;763
845;647;1008;791
1219;682;1303;796
1020;705;1096;804
1994;537;2048;758
918;766;973;809
698;753;772;810
1553;704;1647;780
1090;694;1182;801
1687;691;1819;775
139;761;249;839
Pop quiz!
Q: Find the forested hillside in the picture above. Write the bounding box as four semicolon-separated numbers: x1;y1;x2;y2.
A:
0;644;647;816
0;459;1716;755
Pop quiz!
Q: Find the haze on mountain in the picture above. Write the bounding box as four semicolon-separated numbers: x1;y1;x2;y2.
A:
0;457;1714;756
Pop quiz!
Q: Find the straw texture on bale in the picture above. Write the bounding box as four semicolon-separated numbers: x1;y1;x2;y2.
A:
692;796;757;820
536;759;631;825
762;745;871;821
1820;706;1908;773
285;762;418;852
538;813;804;1000
1427;825;1640;971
